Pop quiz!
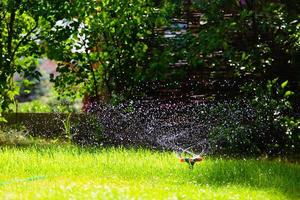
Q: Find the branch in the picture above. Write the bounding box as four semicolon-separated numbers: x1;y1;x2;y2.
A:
84;39;99;97
11;20;39;60
102;31;113;97
7;3;17;60
0;8;5;67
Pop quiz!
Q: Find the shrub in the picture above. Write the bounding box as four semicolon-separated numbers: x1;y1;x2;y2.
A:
71;114;104;147
0;128;29;146
208;80;299;156
17;100;52;113
0;126;50;146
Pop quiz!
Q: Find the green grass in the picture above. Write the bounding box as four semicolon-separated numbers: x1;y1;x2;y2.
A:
0;145;299;200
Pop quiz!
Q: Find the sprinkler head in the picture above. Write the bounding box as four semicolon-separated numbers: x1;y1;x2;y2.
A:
179;156;203;169
179;156;203;163
193;156;203;162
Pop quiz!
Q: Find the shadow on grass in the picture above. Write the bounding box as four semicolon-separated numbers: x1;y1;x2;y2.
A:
191;158;300;199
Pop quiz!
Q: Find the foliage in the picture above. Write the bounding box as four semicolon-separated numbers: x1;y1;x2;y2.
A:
47;0;174;104
15;97;80;113
16;100;52;113
0;0;42;112
0;113;7;123
0;0;299;158
0;127;27;145
208;80;299;156
175;1;300;156
72;114;104;146
171;0;300;96
0;0;81;113
0;126;50;146
246;79;300;154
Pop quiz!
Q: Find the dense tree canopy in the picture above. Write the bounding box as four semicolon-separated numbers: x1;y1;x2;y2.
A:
0;0;77;115
0;0;299;108
47;0;174;104
0;0;40;114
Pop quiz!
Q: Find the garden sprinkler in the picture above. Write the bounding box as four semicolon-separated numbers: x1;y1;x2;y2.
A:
179;155;203;169
177;147;204;169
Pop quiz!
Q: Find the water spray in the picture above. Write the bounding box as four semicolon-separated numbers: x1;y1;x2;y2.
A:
176;146;205;169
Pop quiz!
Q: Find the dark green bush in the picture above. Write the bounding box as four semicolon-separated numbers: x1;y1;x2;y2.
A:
208;80;299;156
71;114;104;147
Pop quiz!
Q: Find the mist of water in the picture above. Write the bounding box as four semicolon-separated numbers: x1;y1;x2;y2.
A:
74;98;261;155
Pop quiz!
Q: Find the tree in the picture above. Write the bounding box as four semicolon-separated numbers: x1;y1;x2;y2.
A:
0;0;80;118
173;0;300;95
0;0;40;120
47;0;173;105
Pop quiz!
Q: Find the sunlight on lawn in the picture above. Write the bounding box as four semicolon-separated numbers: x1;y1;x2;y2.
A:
0;146;298;200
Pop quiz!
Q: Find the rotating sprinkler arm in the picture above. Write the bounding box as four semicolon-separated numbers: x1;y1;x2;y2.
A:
176;143;206;157
177;148;204;169
177;147;197;157
179;155;203;169
171;140;207;169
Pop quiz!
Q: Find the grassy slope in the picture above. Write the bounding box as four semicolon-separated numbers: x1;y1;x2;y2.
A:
0;145;299;200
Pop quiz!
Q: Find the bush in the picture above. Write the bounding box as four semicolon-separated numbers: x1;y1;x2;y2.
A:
17;100;52;113
0;126;50;146
208;80;299;156
0;128;29;146
71;114;104;147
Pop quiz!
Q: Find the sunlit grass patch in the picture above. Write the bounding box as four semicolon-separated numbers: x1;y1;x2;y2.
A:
0;145;299;199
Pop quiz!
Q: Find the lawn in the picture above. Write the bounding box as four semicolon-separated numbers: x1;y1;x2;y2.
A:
0;145;299;200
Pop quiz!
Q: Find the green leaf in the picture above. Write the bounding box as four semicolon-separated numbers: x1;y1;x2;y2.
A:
271;78;279;85
281;80;288;88
142;44;148;52
241;52;249;60
110;27;115;33
24;89;31;94
0;116;7;123
284;90;294;97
